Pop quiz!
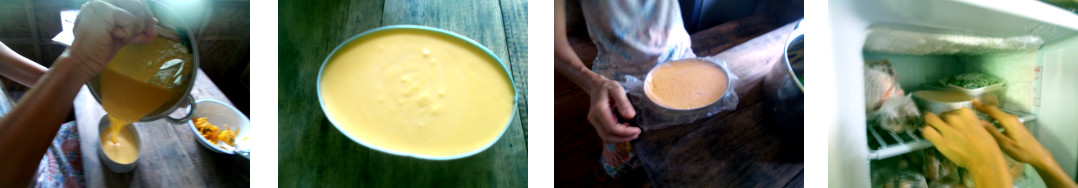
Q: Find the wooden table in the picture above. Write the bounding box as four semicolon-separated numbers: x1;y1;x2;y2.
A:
555;20;803;187
74;69;250;187
630;22;804;187
278;0;528;187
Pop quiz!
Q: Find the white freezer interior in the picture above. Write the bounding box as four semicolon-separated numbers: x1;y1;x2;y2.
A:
862;49;1041;159
826;0;1078;187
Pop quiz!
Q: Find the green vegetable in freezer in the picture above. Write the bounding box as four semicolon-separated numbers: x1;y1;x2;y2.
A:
945;73;1003;89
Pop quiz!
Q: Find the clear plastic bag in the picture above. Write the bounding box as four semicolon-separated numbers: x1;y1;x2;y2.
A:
621;57;739;131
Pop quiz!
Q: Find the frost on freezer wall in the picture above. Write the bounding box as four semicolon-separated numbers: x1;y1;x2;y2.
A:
960;50;1042;114
864;28;1043;55
862;27;1045;114
862;53;961;92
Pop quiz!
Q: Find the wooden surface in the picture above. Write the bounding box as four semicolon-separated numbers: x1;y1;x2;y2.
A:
632;22;803;187
278;0;528;187
554;19;801;187
74;69;250;187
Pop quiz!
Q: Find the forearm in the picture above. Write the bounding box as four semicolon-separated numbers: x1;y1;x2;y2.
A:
1031;156;1078;188
0;41;47;87
554;42;601;91
969;157;1014;188
554;0;601;93
0;54;93;186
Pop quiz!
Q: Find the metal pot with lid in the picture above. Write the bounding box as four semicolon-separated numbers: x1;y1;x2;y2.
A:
86;0;199;124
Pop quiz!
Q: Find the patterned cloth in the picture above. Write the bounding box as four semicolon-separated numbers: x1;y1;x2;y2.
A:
33;121;85;188
580;0;696;83
600;142;639;178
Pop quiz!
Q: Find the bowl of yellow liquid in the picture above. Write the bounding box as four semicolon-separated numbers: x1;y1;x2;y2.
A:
317;25;517;160
643;58;731;112
86;0;199;127
97;115;142;173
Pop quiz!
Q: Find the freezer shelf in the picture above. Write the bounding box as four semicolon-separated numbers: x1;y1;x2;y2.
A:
867;110;1035;160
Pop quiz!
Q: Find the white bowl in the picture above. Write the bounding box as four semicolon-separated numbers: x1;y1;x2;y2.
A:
641;58;734;116
97;116;141;173
186;99;250;155
913;90;974;115
939;79;1006;97
316;25;517;160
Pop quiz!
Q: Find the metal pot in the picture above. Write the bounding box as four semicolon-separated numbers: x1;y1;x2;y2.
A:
86;0;198;124
764;20;805;127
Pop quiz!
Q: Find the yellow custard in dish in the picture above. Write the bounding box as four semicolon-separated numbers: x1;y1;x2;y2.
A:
100;124;138;164
319;28;515;157
98;36;191;163
645;59;729;110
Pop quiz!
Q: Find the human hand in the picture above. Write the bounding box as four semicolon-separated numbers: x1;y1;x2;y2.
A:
587;76;640;144
67;0;157;78
974;101;1053;168
922;107;1011;187
922;108;1005;168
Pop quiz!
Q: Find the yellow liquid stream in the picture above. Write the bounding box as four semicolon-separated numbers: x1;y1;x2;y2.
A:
320;29;515;157
99;37;191;163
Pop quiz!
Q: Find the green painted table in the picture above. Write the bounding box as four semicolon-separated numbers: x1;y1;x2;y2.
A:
278;0;528;187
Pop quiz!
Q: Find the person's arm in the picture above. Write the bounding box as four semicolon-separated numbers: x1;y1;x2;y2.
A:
554;0;640;143
1029;155;1075;188
922;108;1012;188
554;0;598;91
0;52;98;185
976;101;1078;188
0;42;47;87
0;0;155;186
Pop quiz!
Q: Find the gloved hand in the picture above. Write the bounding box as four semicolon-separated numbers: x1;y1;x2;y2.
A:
67;0;157;79
922;107;1011;187
587;76;640;144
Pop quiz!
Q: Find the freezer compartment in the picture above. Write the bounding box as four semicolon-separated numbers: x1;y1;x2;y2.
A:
862;25;1045;158
867;111;1036;160
862;26;1051;187
869;151;1047;188
864;26;1045;112
830;0;1078;187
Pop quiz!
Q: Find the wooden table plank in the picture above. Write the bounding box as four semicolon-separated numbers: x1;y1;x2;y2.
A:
277;0;383;186
500;0;529;139
631;22;803;187
278;0;527;186
75;69;249;187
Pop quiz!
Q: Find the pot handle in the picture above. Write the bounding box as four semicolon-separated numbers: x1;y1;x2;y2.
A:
166;95;197;124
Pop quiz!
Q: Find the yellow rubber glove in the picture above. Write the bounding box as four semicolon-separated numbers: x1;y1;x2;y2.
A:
975;101;1078;188
69;0;156;79
922;108;1011;188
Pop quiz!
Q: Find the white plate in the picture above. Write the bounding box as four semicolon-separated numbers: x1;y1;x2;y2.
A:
939;79;1006;97
186;99;250;155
